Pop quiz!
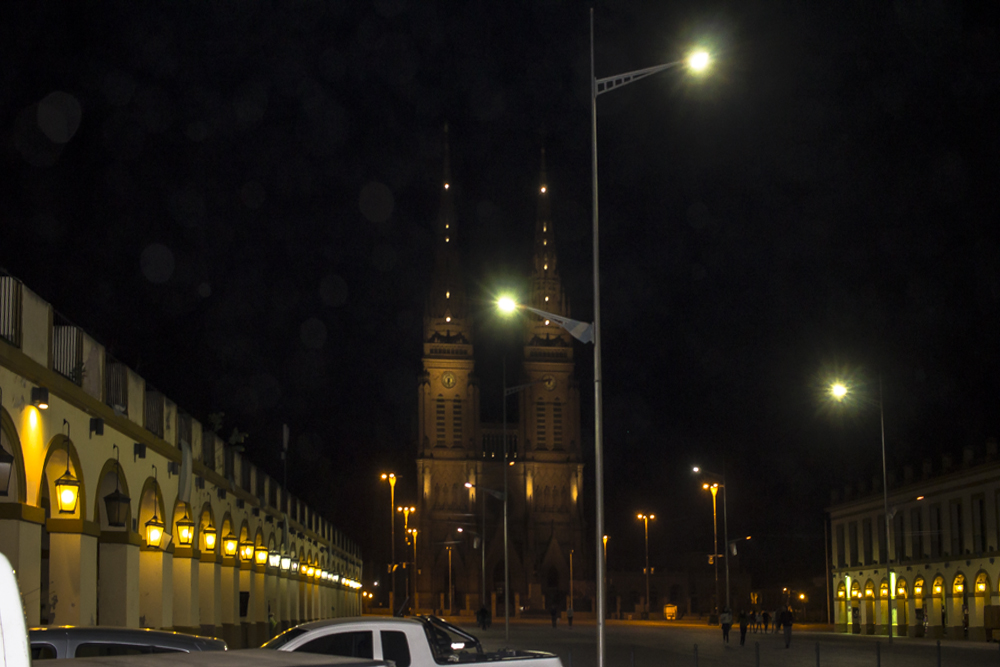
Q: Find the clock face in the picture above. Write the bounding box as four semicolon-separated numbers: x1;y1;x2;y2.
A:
543;375;556;391
441;372;456;389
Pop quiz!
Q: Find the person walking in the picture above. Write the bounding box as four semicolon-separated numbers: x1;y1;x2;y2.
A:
720;608;733;644
774;608;783;634
762;610;770;633
738;610;749;647
779;606;794;648
755;610;762;632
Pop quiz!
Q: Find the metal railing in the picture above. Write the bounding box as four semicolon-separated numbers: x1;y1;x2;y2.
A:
0;274;23;348
144;385;164;438
53;315;84;385
105;358;128;415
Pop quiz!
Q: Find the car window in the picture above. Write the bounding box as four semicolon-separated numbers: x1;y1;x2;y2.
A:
297;630;373;659
74;643;182;657
381;631;411;667
31;643;57;660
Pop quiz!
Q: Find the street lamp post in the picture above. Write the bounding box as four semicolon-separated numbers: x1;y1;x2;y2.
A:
694;467;730;613
637;513;655;616
408;528;418;609
381;473;397;612
589;13;710;666
830;379;893;642
466;482;506;634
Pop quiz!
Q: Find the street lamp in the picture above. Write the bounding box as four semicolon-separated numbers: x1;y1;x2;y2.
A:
589;15;710;666
829;379;894;642
408;528;418;608
694;466;730;614
465;481;506;638
381;472;397;613
636;513;655;616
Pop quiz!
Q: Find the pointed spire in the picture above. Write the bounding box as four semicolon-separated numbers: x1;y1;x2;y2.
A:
439;123;455;241
534;147;555;278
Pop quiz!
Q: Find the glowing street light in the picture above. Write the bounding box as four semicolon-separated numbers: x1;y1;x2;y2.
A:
381;472;397;610
694;464;730;614
688;50;711;72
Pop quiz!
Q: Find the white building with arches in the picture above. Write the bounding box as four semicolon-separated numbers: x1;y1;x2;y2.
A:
829;445;1000;641
0;272;361;648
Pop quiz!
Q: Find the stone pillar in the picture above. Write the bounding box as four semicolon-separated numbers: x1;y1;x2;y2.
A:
277;573;288;631
47;519;99;626
858;598;871;634
876;598;888;635
491;592;497;618
139;545;173;628
220;556;240;648
171;547;200;634
945;593;964;640
0;504;44;627
969;592;987;641
251;563;267;647
239;563;252;648
288;572;299;628
98;531;140;627
906;598;918;638
929;595;944;638
198;552;222;638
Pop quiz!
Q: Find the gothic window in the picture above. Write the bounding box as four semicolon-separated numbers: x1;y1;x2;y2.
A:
452;399;463;448
435;399;446;446
553;401;563;449
536;400;547;449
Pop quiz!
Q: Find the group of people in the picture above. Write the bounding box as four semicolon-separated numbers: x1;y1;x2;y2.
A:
720;607;795;648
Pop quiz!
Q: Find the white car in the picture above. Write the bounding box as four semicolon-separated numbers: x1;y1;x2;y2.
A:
263;616;563;667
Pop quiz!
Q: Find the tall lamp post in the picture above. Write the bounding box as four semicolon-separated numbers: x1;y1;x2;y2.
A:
637;513;655;616
381;473;397;612
465;482;506;634
693;466;730;613
830;379;893;642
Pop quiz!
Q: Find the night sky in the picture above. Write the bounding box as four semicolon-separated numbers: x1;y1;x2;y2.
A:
2;1;998;592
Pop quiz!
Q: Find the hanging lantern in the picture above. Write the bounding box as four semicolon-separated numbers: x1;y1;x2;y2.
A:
222;531;239;557
240;540;255;562
290;559;299;573
280;555;291;571
176;508;196;547
0;446;14;497
254;545;268;565
103;445;130;527
268;550;281;568
203;527;217;551
55;468;81;514
145;512;165;548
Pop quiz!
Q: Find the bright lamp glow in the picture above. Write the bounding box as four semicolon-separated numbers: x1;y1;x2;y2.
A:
222;532;238;557
268;550;281;568
688;50;710;72
830;382;848;400
145;515;165;548
176;511;195;547
204;528;217;551
497;296;517;314
280;555;291;571
54;470;81;514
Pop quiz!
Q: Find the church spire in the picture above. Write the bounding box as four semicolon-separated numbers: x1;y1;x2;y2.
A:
425;124;471;343
527;147;570;342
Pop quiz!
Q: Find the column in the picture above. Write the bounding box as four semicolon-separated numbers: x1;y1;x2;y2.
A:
220;556;240;648
172;547;200;634
198;552;222;638
945;590;964;640
139;545;173;628
98;531;140;627
969;589;986;641
251;562;266;647
47;519;99;626
277;571;289;632
859;596;871;635
239;562;252;647
0;504;44;626
929;594;945;638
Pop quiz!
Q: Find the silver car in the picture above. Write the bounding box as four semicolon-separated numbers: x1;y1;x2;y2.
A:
29;627;227;660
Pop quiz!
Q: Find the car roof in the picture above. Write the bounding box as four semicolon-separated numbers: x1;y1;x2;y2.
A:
47;648;388;666
29;627;226;650
288;616;424;632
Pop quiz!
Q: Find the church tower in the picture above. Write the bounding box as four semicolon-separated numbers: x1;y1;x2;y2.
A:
513;148;585;608
415;126;481;612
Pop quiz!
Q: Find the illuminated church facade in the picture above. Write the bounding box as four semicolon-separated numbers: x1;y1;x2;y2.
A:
413;136;589;615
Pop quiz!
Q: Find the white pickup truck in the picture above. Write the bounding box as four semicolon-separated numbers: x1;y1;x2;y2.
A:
263;616;563;667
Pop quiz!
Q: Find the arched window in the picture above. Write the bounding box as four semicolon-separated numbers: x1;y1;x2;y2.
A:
865;580;875;599
953;573;966;595
914;576;925;597
836;582;847;600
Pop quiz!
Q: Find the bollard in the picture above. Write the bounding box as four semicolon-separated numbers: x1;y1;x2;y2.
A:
936;639;941;667
693;643;698;667
815;641;820;667
755;641;760;667
568;650;572;667
876;641;880;667
631;646;635;667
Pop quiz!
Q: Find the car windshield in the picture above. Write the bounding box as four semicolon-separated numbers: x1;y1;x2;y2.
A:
261;627;309;649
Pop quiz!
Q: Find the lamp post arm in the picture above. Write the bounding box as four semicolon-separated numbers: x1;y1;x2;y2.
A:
596;60;686;96
520;306;594;344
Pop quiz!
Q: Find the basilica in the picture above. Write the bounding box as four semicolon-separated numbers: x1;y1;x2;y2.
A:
412;135;589;616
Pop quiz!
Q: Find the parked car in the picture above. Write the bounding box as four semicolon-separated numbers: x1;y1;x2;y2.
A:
263;615;563;667
29;627;226;660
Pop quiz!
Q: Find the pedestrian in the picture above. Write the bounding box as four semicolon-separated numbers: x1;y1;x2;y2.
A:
755;610;762;633
720;608;733;644
567;607;574;628
268;612;278;638
779;606;794;648
738;610;749;647
774;608;782;634
551;605;558;628
476;606;486;630
762;610;770;633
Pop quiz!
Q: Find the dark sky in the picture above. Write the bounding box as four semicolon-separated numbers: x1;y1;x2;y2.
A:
2;1;998;592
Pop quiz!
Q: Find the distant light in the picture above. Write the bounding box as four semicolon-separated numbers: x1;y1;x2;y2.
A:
497;296;517;314
692;466;701;473
830;383;848;400
540;186;546;193
464;482;473;488
444;183;450;189
916;496;924;501
688;51;710;72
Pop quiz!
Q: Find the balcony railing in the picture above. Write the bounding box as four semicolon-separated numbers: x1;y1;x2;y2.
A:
144;385;164;438
53;314;84;385
0;274;22;348
105;358;128;415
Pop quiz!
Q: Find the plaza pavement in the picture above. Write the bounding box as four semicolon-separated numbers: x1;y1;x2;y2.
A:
441;617;1000;667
